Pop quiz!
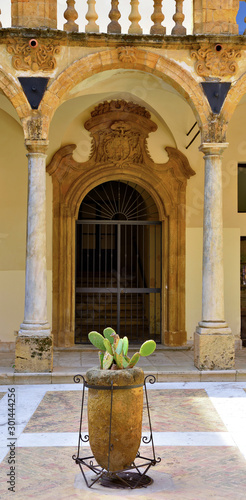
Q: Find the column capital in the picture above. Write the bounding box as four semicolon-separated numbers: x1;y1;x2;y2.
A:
25;140;49;155
199;142;229;156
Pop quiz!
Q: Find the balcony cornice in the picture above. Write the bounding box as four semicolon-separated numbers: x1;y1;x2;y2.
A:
0;28;246;49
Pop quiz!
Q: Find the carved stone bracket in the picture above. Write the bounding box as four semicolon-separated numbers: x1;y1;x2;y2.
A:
118;46;137;63
6;39;61;72
191;45;241;79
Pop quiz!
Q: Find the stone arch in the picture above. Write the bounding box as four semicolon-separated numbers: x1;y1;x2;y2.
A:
0;69;30;120
66;166;172;221
222;72;246;124
42;47;211;140
47;99;195;348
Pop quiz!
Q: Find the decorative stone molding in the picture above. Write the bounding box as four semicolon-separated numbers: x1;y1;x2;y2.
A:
25;138;49;154
47;100;195;348
40;48;210;139
26;117;44;142
6;39;61;72
90;99;151;119
118;47;137;63
84;99;157;167
191;45;241;78
92;122;143;167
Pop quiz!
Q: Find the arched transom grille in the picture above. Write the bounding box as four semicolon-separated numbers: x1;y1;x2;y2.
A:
78;181;159;221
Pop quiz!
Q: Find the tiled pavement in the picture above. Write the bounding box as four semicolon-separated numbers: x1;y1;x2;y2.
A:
1;381;246;499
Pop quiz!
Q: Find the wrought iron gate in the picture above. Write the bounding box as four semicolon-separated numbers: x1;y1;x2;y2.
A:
75;182;162;344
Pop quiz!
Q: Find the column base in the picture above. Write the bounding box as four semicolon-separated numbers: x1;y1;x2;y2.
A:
15;327;53;373
164;330;187;346
194;325;235;370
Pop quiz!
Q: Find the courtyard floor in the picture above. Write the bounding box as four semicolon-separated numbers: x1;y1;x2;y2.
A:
1;379;246;499
1;346;246;384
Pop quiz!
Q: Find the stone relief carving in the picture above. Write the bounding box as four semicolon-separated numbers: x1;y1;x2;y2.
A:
6;39;60;71
84;99;156;167
26;116;43;140
117;46;137;63
95;121;142;167
90;99;151;119
191;45;241;78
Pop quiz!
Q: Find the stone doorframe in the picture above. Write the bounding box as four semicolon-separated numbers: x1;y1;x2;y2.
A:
47;100;195;347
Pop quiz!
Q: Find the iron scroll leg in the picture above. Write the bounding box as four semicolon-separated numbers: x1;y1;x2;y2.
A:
72;373;161;490
143;374;158;463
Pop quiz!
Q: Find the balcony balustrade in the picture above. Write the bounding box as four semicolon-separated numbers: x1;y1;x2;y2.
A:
0;0;244;36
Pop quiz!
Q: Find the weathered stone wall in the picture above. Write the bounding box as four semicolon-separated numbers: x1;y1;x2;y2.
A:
193;0;239;34
11;0;57;29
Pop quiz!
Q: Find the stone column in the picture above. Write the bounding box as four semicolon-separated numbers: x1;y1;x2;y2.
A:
15;141;53;372
194;143;235;370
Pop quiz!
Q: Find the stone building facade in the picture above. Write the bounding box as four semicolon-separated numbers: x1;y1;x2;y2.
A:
0;0;246;372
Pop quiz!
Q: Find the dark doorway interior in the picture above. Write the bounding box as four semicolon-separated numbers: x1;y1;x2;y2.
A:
75;181;161;344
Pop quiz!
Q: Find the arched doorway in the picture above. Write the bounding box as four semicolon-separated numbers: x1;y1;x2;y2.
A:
47;99;195;348
75;181;161;343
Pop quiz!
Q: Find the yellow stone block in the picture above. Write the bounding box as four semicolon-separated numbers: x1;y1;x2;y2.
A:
11;0;57;28
15;335;53;373
194;332;235;370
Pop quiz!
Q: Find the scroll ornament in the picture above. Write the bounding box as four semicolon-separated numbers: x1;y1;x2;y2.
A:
191;46;241;78
7;39;61;71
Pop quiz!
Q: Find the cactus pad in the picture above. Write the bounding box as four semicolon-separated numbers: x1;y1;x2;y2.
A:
88;331;106;351
128;352;141;368
139;340;156;357
103;327;116;344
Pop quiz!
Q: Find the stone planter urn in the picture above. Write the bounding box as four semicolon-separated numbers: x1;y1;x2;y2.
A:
85;366;145;472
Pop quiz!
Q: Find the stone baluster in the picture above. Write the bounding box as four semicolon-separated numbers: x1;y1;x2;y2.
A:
194;143;234;371
150;0;165;35
172;0;186;35
16;141;52;373
128;0;142;34
63;0;78;32
85;0;99;33
108;0;121;33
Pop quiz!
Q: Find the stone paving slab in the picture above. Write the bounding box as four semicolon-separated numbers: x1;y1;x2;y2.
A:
0;445;246;499
0;382;246;498
22;389;227;434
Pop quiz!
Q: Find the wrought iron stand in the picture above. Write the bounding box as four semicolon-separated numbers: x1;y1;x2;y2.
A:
72;374;161;489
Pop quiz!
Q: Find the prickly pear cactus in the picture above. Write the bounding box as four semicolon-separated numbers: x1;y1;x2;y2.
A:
88;327;156;370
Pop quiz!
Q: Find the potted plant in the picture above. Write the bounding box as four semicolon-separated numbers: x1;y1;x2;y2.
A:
85;327;156;472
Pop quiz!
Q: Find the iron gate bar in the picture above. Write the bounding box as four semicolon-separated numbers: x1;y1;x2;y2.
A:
117;224;120;334
75;219;162;342
76;288;161;293
76;220;161;225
